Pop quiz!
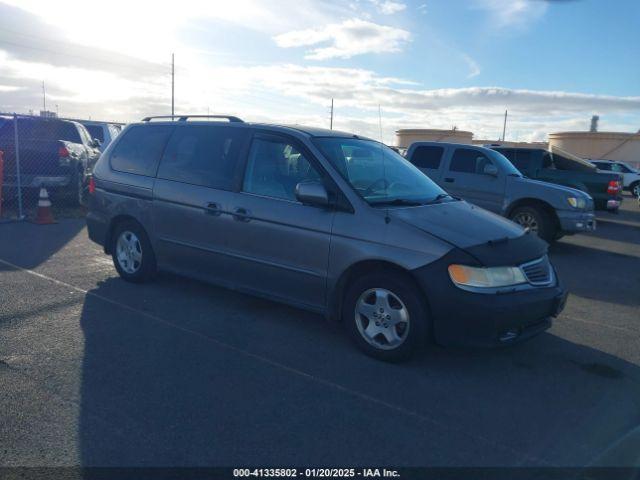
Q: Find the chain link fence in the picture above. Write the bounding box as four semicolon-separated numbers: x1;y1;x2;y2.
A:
0;112;105;222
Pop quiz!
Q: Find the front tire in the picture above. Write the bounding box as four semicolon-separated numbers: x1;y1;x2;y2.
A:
630;182;640;198
342;272;428;362
509;206;556;243
111;221;157;283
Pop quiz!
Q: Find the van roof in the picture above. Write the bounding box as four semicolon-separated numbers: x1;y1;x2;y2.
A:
137;115;372;140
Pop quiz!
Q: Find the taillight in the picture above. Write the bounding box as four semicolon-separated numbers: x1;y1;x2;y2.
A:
88;176;96;195
607;180;621;195
58;146;70;157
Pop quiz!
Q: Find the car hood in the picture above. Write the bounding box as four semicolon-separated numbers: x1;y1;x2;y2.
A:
388;200;524;249
512;176;592;199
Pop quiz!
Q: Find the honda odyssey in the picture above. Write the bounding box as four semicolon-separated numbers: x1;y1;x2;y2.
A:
87;115;567;361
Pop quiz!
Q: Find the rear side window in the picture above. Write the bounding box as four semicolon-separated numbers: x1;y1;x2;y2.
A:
17;119;81;143
110;125;174;176
410;146;444;169
449;149;492;174
512;150;533;171
594;162;611;171
157;125;247;190
85;125;105;142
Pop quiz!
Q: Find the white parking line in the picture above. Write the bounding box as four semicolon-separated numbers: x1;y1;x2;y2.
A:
0;256;548;465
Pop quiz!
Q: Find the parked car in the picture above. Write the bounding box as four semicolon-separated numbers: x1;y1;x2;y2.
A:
0;116;100;205
590;159;640;197
405;142;595;242
87;115;567;362
79;120;123;152
488;145;623;212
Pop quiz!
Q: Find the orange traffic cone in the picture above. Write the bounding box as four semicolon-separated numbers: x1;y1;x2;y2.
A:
33;187;56;225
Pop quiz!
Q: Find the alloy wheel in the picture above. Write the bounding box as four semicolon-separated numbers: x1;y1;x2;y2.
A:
116;230;143;274
354;288;410;350
513;212;539;232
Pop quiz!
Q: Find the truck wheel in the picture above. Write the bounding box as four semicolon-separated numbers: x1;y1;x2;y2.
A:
342;271;428;362
509;206;555;243
111;220;157;283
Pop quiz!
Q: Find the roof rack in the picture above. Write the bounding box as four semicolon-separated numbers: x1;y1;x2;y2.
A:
141;115;244;123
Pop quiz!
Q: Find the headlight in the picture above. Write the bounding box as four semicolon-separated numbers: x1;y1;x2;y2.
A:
448;264;527;289
567;197;586;209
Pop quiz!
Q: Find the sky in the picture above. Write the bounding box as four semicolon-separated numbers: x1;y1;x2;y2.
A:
0;0;638;143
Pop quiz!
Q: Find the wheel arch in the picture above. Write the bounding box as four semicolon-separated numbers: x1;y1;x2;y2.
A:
328;259;429;324
104;214;145;254
506;198;560;231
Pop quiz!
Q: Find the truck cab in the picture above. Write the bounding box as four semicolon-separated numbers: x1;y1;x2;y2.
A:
489;146;623;212
405;142;596;242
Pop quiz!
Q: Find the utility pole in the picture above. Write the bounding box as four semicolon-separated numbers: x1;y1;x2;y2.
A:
42;81;46;112
501;110;508;141
330;98;334;130
171;53;175;117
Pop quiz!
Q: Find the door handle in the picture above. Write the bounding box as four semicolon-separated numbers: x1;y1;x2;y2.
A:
205;202;222;216
444;177;455;183
232;207;252;222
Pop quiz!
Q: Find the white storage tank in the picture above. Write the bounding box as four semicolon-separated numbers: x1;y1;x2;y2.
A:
549;131;640;168
395;129;473;148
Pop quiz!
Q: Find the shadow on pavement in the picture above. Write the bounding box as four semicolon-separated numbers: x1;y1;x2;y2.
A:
78;277;640;467
0;219;85;270
550;242;640;308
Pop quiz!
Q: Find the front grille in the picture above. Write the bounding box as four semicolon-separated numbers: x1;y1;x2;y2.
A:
520;256;553;286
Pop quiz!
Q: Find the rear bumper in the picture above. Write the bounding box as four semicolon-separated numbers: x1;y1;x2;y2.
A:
594;196;622;211
557;210;596;233
86;211;109;251
413;250;565;348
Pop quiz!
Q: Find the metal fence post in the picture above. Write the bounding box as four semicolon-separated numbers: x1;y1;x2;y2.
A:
13;113;24;220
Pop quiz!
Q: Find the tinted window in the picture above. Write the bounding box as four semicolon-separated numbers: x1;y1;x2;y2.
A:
610;163;630;173
410;146;444;169
158;125;246;190
496;148;516;161
17;119;81;143
512;150;533;171
449;149;493;174
594;162;611;171
243;137;322;201
85;125;105;142
110;125;173;176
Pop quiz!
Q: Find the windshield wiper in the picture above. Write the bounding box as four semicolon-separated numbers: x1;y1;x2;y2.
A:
369;198;425;207
422;193;452;205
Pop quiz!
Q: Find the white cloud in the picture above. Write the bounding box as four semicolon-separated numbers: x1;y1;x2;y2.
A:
369;0;407;14
462;54;481;78
473;0;548;28
0;85;23;92
418;3;428;15
273;18;411;60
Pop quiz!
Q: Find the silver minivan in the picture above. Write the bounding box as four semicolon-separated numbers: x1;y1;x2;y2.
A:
87;115;567;361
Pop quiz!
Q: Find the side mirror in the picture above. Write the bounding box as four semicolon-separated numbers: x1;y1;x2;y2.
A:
91;138;101;148
483;163;498;176
295;181;329;207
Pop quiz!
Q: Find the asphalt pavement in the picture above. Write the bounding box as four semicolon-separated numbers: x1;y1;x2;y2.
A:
0;195;639;468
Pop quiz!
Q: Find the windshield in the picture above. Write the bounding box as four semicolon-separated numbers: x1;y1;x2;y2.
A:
487;149;523;177
313;137;448;205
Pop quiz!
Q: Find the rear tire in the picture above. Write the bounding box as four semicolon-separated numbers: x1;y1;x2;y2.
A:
509;205;556;243
630;182;640;198
342;271;428;362
111;220;157;283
